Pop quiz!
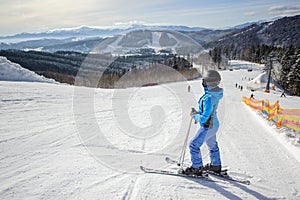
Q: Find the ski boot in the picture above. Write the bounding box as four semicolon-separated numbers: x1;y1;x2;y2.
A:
183;166;203;176
203;164;222;174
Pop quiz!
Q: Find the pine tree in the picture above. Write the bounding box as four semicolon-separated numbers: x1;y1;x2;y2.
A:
210;47;222;69
287;47;300;96
279;45;296;90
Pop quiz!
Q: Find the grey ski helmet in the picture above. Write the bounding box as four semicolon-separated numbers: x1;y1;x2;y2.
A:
202;70;221;87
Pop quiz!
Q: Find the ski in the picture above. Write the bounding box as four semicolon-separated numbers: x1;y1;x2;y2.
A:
165;157;228;173
205;170;250;185
140;166;219;183
165;157;250;185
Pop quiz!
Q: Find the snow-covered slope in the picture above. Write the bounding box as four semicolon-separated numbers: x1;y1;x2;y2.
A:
0;62;299;199
247;71;284;91
229;60;264;70
94;30;203;55
0;56;56;83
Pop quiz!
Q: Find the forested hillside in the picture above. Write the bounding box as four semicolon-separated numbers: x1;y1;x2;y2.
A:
0;50;200;88
206;15;300;96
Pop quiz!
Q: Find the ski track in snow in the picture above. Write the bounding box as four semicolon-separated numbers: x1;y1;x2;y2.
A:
0;61;300;199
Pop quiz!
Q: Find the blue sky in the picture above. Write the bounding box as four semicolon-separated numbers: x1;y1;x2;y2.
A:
0;0;300;36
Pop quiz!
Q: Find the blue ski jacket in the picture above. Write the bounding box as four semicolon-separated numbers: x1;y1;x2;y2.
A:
193;86;223;128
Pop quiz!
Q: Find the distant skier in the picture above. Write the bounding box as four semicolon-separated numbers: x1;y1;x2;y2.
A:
184;70;223;176
188;85;191;93
250;93;255;99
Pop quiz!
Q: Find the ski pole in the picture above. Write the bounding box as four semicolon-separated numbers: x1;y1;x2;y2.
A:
178;111;193;167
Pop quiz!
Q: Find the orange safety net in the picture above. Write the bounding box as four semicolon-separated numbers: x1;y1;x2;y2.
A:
276;107;300;132
243;96;300;133
242;97;263;111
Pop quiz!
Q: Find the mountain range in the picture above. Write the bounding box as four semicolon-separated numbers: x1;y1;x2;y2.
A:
0;15;299;54
0;24;207;42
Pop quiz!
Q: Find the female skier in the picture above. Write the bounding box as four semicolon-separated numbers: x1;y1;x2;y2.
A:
184;70;223;176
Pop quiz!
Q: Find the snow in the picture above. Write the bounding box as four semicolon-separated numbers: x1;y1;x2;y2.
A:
229;60;265;69
101;31;183;54
247;71;284;91
0;60;300;199
257;22;274;34
0;56;57;83
151;32;162;48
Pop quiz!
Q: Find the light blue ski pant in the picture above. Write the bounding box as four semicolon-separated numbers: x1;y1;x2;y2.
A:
189;126;221;168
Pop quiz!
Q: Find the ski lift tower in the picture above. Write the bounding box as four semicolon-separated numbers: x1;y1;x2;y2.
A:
264;56;277;93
